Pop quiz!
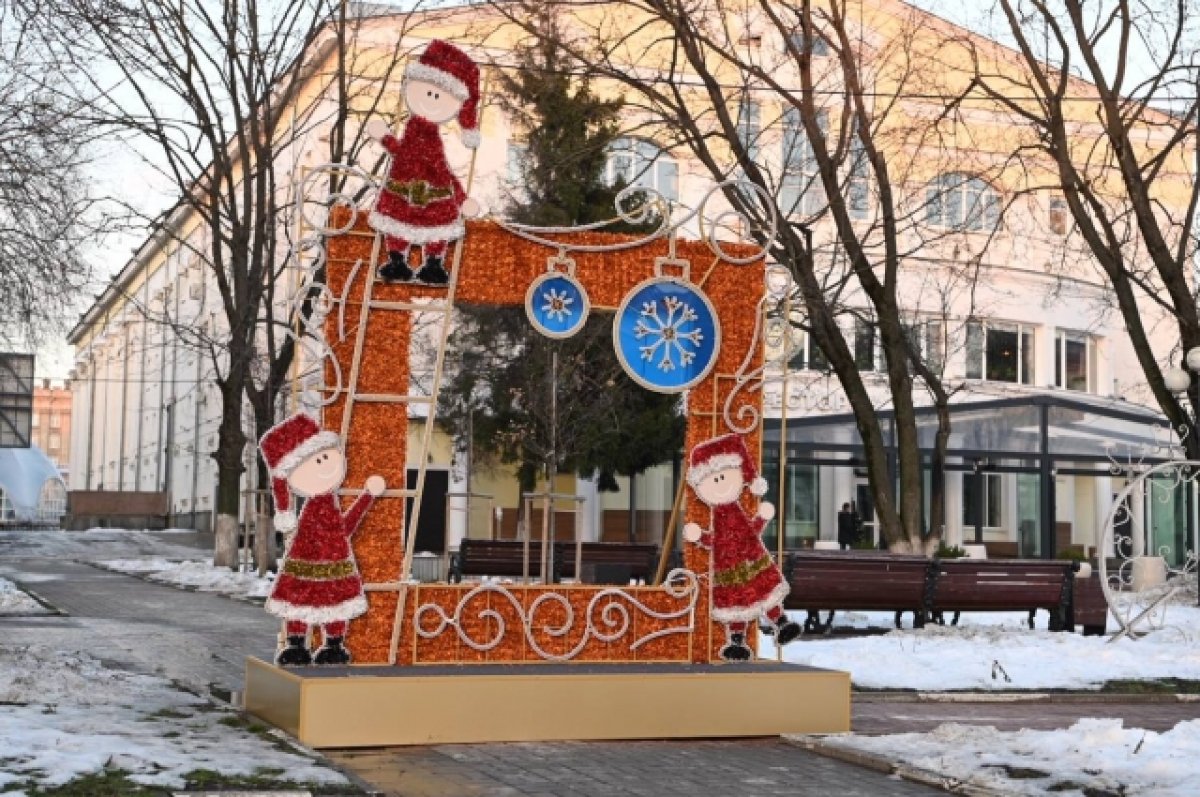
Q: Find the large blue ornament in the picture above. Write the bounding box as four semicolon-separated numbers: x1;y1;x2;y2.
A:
525;268;590;339
613;276;720;393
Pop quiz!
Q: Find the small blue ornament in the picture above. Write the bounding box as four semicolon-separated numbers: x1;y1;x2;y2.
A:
613;276;720;393
525;266;590;339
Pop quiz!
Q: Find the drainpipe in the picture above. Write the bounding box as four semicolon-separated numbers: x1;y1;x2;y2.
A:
85;351;98;490
117;320;131;491
134;282;149;489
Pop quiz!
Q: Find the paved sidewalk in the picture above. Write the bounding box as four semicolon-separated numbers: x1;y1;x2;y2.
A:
328;739;942;797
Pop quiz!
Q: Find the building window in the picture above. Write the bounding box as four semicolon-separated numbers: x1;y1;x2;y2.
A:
962;472;1003;529
49;413;61;429
787;30;830;57
38;479;66;523
781;108;828;216
0;488;12;521
854;317;880;372
925;173;1001;231
762;461;820;549
737;98;761;162
1048;196;1069;236
787;330;829;372
966;321;1034;384
847;139;870;219
505;141;528;185
1055;331;1091;392
605;137;679;202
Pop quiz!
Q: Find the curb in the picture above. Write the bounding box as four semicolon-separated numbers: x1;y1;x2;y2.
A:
855;690;1200;704
783;735;1013;796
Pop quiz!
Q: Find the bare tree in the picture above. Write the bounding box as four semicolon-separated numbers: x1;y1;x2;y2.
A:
493;0;1007;551
972;0;1200;455
23;0;422;565
0;4;106;349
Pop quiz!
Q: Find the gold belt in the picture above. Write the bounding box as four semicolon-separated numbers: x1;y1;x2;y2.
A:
284;559;356;580
714;554;774;588
384;178;453;207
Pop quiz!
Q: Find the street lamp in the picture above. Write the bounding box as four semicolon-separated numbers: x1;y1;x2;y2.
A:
1162;345;1200;606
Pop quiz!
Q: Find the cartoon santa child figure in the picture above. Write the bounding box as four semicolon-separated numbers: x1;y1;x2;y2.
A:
683;433;802;661
259;412;385;667
365;39;482;286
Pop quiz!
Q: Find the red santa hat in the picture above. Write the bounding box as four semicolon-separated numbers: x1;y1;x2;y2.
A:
686;433;769;497
258;412;341;533
405;39;481;149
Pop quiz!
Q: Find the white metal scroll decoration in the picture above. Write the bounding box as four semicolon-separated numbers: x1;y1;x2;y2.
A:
414;568;700;661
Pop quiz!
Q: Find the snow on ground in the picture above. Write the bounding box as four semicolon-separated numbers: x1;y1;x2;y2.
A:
0;645;347;794
813;719;1200;796
0;528;209;561
98;557;275;600
759;606;1200;690
0;577;48;616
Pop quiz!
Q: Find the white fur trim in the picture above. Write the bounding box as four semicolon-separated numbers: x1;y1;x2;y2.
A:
687;453;744;486
368;211;464;244
274;511;297;534
461;128;481;149
272;431;341;478
712;580;791;623
265;594;368;624
406;61;469;100
749;476;769;496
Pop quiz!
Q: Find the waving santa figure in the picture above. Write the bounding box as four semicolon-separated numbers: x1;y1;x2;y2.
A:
683;433;802;661
366;39;482;286
259;413;385;667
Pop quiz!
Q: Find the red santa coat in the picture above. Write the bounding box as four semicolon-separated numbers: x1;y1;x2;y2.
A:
697;503;791;623
265;492;372;625
367;116;467;245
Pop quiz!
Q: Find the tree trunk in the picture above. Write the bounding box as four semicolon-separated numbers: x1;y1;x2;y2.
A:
212;384;246;569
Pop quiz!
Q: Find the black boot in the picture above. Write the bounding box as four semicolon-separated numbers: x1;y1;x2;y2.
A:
417;255;450;285
313;636;351;666
719;632;753;661
275;635;311;667
379;250;413;282
773;615;803;645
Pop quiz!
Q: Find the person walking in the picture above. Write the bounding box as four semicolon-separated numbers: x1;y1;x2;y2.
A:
837;502;856;550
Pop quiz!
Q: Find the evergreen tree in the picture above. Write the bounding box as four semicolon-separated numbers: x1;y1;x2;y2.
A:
438;7;683;503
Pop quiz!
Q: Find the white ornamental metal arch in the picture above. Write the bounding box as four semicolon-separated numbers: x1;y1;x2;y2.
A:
1096;459;1199;640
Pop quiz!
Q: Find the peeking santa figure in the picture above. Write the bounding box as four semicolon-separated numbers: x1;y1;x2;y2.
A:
259;412;385;667
365;39;482;286
683;433;802;661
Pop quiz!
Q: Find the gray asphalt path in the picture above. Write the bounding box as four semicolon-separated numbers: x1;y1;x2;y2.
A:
853;695;1200;733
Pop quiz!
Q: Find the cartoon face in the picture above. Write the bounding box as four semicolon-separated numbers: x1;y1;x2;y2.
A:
694;466;745;507
404;79;463;124
288;447;345;497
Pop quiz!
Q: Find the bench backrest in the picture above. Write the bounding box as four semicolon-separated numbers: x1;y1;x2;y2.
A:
455;539;549;578
784;552;935;611
931;559;1076;610
557;542;660;580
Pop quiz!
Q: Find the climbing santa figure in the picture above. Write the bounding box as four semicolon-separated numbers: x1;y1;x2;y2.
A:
683;433;802;661
259;412;386;667
366;39;482;285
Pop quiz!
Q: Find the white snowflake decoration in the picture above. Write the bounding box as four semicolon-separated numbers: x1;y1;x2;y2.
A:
633;295;704;372
541;287;575;322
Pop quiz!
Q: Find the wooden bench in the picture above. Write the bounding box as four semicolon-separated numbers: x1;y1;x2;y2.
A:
930;558;1079;631
557;542;660;585
783;551;938;632
1069;572;1109;636
448;539;554;583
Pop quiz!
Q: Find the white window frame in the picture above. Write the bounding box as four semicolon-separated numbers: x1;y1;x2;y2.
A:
605;137;679;203
781;107;828;217
966;321;1035;385
926;173;1001;232
1055;330;1092;392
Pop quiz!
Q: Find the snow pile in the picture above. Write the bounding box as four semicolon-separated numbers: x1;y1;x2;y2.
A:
0;577;47;616
0;645;347;793
759;608;1200;690
820;719;1200;796
0;528;208;561
99;557;275;599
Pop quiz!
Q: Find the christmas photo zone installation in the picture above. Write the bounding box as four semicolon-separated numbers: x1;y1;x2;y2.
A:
243;38;849;748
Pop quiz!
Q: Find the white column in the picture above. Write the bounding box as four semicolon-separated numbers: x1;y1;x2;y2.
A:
1130;478;1146;557
1092;475;1112;558
826;464;852;542
576;474;601;542
947;470;964;547
447;444;468;549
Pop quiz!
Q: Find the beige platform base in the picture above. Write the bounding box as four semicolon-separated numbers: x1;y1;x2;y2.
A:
244;658;850;748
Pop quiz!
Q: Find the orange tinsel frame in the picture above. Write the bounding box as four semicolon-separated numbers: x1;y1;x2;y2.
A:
323;215;765;665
